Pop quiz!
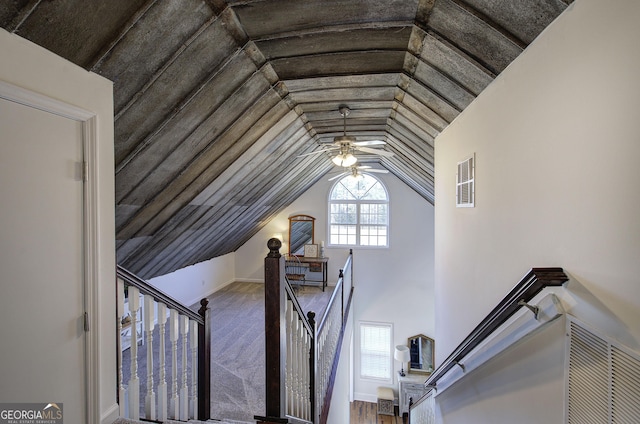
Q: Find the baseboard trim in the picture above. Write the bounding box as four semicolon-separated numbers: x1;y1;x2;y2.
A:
353;392;379;404
100;402;119;424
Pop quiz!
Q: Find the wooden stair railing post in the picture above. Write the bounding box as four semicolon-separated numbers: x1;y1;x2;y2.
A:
307;311;317;424
264;238;286;419
197;298;211;420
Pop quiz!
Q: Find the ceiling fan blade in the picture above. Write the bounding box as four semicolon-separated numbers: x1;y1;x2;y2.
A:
357;146;395;157
328;172;348;181
367;169;389;173
356;165;372;169
353;140;386;146
297;147;339;157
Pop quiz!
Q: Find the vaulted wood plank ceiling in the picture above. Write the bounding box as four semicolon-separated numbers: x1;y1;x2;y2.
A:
0;0;570;278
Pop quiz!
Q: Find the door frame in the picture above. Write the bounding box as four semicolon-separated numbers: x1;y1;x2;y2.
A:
0;80;101;423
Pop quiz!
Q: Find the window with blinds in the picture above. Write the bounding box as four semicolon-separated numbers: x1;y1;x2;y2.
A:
360;322;392;380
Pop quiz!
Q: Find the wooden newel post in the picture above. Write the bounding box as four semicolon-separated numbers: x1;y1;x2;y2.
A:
198;298;211;420
264;238;286;420
307;311;317;423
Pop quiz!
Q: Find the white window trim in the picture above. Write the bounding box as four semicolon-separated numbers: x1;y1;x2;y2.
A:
328;173;390;248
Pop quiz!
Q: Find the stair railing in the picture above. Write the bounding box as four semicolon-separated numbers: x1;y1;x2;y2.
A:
408;268;568;423
315;250;353;424
116;265;211;422
257;239;354;424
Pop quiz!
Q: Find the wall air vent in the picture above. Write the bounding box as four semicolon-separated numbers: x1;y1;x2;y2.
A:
456;154;475;207
567;318;640;424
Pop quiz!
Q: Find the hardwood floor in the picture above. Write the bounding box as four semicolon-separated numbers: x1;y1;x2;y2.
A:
350;401;405;424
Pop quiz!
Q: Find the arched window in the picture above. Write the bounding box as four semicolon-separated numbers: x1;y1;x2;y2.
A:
328;173;389;247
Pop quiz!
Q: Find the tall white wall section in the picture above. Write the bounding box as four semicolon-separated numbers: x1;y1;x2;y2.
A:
434;0;640;422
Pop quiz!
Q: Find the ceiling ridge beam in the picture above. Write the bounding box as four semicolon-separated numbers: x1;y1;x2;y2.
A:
247;21;415;42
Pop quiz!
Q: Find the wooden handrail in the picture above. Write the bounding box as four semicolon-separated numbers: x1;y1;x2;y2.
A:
258;241;354;424
117;264;203;324
424;268;568;389
116;265;210;420
317;252;352;335
318;261;354;424
284;276;315;336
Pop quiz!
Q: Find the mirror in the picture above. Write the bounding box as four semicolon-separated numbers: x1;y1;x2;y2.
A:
408;334;435;375
288;214;315;256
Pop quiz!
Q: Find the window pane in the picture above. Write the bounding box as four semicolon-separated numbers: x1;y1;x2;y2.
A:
330;224;356;245
331;181;357;200
360;203;387;225
360;180;387;200
360;323;391;380
360;225;387;246
330;203;357;224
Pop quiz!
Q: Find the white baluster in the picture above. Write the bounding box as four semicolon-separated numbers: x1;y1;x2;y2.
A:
297;319;305;418
117;279;127;417
128;286;140;420
169;309;179;419
156;303;168;421
179;315;189;421
189;319;198;419
303;329;309;421
143;295;156;420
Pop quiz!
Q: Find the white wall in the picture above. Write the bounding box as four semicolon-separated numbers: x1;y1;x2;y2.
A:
326;311;354;423
236;170;436;402
434;0;640;422
149;252;235;307
0;29;117;424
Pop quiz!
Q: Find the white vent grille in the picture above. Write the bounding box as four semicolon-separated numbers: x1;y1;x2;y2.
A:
456;155;474;207
612;347;640;422
567;319;640;424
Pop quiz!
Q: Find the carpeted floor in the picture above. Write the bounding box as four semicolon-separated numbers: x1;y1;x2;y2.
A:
120;281;332;422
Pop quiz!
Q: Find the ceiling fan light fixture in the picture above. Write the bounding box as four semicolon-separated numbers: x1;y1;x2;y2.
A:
332;153;357;167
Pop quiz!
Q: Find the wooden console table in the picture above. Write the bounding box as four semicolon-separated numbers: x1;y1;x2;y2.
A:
297;256;329;291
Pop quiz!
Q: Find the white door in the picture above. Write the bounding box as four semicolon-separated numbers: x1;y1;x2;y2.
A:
0;97;86;422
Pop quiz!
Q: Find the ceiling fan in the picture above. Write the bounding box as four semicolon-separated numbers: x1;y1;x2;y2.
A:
328;165;390;181
299;106;394;166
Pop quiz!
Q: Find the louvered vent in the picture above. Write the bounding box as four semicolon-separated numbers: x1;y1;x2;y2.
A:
567;319;640;424
611;347;640;422
456;155;474;207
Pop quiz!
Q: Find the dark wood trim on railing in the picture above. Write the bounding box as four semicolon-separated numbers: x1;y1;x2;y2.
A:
319;284;354;424
284;277;315;336
263;238;286;419
116;264;203;324
318;250;353;424
317;251;351;336
424;267;568;389
259;242;354;424
116;265;210;420
198;298;211;420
